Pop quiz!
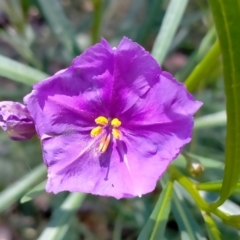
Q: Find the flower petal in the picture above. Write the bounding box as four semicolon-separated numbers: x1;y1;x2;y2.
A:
119;71;202;127
116;116;194;195
110;37;162;117
44;132;143;198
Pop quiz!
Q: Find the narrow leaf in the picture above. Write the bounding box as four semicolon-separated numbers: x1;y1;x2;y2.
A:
194;111;226;129
0;164;46;212
38;193;86;240
184;41;221;92
151;0;188;64
172;185;206;240
175;27;216;81
208;0;240;207
136;0;163;45
20;180;46;203
37;0;80;57
0;54;48;85
137;179;173;240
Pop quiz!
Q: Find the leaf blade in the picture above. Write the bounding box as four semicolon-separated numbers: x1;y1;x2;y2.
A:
0;164;46;212
137;179;173;240
208;0;240;207
37;0;80;57
151;0;188;64
0;54;48;85
38;193;86;240
172;185;206;240
20;180;46;204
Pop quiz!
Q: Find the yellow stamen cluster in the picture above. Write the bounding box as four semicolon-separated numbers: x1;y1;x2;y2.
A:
95;116;108;125
90;116;122;153
111;118;121;127
90;126;102;137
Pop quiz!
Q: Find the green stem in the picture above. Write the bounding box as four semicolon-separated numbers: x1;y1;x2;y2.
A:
168;165;211;211
91;0;103;44
197;180;240;193
201;212;222;240
168;165;240;228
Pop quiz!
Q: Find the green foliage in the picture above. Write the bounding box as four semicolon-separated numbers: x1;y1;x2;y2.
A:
151;0;188;64
0;55;48;85
38;193;86;240
138;178;173;240
37;0;80;58
1;0;240;239
208;0;240;207
0;164;46;213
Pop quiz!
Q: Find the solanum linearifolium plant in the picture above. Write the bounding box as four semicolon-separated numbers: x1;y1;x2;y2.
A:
0;0;240;239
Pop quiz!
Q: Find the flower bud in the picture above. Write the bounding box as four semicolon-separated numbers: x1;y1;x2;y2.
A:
187;162;204;177
0;101;36;141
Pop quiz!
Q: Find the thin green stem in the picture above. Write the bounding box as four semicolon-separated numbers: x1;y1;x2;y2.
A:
168;165;240;228
201;212;222;240
91;0;103;44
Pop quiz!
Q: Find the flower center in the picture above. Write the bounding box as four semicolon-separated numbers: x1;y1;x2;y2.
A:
90;116;121;153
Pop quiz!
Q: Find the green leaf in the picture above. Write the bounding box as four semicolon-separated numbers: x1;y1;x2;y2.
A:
37;0;80;58
194;111;226;129
137;178;173;240
136;0;163;45
151;0;188;64
0;54;48;85
172;185;206;240
175;27;216;81
202;212;222;240
0;164;46;213
38;193;86;240
20;180;46;203
208;0;240;207
184;41;221;92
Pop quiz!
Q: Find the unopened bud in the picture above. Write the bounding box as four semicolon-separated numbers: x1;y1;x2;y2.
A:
0;101;36;141
188;162;204;177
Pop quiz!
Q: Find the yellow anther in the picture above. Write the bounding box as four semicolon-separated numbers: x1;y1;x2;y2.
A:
111;118;121;127
95;116;108;125
98;134;111;153
90;126;102;137
112;128;121;139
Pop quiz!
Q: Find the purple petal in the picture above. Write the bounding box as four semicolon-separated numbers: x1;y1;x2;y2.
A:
109;37;162;117
119;71;202;127
43;132;139;198
45;116;192;198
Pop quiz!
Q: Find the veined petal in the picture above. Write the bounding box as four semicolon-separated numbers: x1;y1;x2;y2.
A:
116;117;194;196
110;37;162;117
119;71;202;127
44;133;142;198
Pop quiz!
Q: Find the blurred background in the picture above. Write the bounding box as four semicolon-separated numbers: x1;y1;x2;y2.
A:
0;0;237;239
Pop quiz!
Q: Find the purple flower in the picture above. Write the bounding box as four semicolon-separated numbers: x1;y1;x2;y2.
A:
0;101;36;141
24;37;202;199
